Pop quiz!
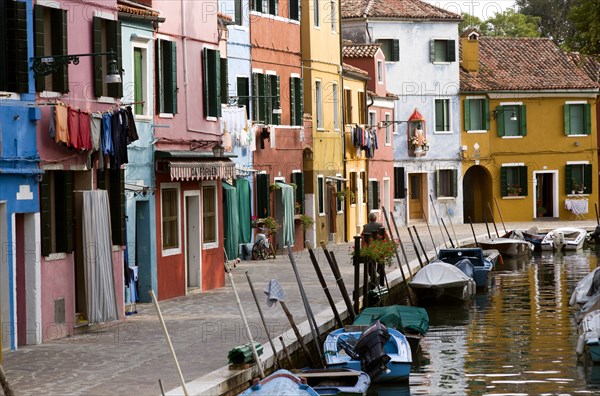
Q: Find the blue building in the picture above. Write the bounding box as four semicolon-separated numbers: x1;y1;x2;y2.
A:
0;0;43;350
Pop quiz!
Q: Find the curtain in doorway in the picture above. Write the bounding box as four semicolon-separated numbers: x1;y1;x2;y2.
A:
236;179;251;243
223;182;240;260
279;183;295;247
82;190;118;324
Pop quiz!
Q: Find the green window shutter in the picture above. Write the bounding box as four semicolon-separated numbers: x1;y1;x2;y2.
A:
447;40;456;62
106;20;122;98
519;166;528;196
392;40;399;61
584;164;593;194
289;0;299;20
109;170;126;245
565;165;573;194
367;180;374;211
55;8;69;93
92;17;103;97
33;5;45;92
296;78;304;126
519;104;527;136
500;167;508;196
156;40;164;114
256;173;270;218
373;181;380;209
214;50;221;117
252;73;259;121
435;169;441;197
496;106;505;136
6;0;28;93
429;40;435;63
483;99;490;130
289;77;296;126
40;173;51;257
220;57;228;104
237;76;250;118
170;41;178;114
203;49;221;118
464;99;471;131
564;104;571;135
394;167;405;199
271;75;280;125
291;172;304;213
134;48;143;114
56;171;74;253
258;73;267;123
202;47;209;117
584;103;592;135
452;169;458;197
160;40;176;114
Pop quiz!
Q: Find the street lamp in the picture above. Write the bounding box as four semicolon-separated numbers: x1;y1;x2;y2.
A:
31;49;121;83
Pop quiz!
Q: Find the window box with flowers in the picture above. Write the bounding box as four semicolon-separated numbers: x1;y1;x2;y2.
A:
506;185;522;197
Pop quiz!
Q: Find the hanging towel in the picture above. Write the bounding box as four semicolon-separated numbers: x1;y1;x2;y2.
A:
101;113;113;156
79;111;93;150
67;107;81;150
90;113;102;152
54;104;69;146
264;279;285;307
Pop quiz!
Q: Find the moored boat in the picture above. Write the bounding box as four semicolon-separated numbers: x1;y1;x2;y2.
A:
578;310;600;363
478;237;533;257
239;369;319;395
409;261;476;303
296;368;370;396
323;321;412;383
436;248;494;289
570;267;600;306
542;227;586;251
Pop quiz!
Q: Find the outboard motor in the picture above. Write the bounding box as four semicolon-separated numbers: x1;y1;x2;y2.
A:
455;258;475;279
353;320;391;381
587;268;600;297
590;225;600;244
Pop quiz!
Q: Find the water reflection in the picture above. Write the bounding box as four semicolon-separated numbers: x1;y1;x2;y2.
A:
369;248;599;395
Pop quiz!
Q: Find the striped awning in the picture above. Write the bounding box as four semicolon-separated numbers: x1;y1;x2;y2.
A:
169;161;236;181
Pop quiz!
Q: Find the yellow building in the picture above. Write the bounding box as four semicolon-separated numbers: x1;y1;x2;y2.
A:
460;30;599;222
342;64;369;239
301;0;345;243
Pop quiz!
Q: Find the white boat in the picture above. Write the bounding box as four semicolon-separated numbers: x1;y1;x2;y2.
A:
409;261;476;303
478;237;534;258
577;310;600;363
570;267;600;306
541;227;586;251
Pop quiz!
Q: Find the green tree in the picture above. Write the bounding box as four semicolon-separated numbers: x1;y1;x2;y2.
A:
480;8;541;37
516;0;575;45
567;0;600;54
459;12;483;33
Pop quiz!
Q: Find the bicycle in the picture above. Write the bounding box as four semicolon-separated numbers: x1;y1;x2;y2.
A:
252;226;271;260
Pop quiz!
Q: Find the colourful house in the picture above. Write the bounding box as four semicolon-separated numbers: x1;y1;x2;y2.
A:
460;32;600;222
301;0;345;243
343;43;397;226
249;0;305;251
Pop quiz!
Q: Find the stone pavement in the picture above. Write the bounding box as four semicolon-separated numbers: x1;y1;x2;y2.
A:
2;220;597;395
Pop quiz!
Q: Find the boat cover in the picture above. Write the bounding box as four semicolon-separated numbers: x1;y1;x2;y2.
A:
410;261;471;289
353;305;429;336
579;310;600;356
570;267;600;306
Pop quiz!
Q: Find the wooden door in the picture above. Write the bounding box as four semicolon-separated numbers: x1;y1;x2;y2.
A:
409;174;423;220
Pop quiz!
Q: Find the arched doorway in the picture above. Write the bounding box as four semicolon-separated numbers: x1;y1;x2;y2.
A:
463;165;492;223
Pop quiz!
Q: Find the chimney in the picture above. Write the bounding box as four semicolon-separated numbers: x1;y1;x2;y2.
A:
461;29;480;73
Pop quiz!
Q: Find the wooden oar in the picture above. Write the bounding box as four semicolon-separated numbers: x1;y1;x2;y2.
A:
494;196;507;234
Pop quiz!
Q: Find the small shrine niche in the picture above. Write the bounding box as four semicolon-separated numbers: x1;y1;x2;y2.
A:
407;108;427;157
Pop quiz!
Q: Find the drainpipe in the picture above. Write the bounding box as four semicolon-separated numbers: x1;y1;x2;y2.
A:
338;0;347;241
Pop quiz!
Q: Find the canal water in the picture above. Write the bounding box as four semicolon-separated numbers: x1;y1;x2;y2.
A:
370;248;600;395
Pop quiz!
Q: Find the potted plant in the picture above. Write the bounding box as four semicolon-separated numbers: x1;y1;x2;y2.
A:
353;238;399;266
261;216;280;233
269;183;281;191
506;184;522;196
294;202;302;215
335;189;355;202
537;206;547;217
297;214;314;231
571;180;585;194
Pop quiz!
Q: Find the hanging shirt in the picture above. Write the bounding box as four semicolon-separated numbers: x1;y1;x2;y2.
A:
125;106;139;144
79;111;93;150
102;113;113;156
67;107;81;150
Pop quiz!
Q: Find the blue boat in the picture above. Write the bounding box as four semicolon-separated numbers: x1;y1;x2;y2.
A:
437;248;494;289
239;369;319;395
324;321;412;383
297;368;370;396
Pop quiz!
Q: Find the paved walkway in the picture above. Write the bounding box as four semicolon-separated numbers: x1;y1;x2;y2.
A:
2;220;597;395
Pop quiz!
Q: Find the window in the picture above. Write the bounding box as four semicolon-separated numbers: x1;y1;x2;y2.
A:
358;91;366;124
336;177;343;212
161;186;179;250
333;82;339;130
349;172;357;205
330;0;336;31
435;98;450;132
360;172;367;204
315;80;323;129
565;163;592;195
256;173;270;217
317;175;325;215
291;172;304;213
430;39;456;63
368;180;380;211
237;76;250;119
93;17;123;98
156;39;178;114
97;169;126;246
436;169;458;198
464;98;489;131
314;0;319;27
221;58;229;105
40;171;74;256
344;89;352;124
0;0;28;93
253;0;278;16
289;0;299;20
34;4;68;93
132;45;149;115
564;103;591;135
394;167;405;199
203;48;221;118
290;76;304;126
253;72;280;124
496;104;526;137
368;111;376;128
376;39;399;62
234;0;242;25
377;61;383;83
269;74;281;125
202;184;217;245
500;165;528;197
385;113;391;145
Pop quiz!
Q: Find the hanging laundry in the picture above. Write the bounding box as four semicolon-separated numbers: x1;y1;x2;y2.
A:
101;112;113;156
79;111;93;150
125;106;139;144
54;104;69;146
49;105;55;140
249;122;256;152
373;128;379;150
67;107;82;150
259;126;270;149
90;113;102;152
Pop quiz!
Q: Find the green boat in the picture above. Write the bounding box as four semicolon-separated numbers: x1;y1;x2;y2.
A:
352;305;429;354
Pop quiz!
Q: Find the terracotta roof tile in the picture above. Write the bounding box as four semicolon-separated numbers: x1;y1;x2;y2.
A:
568;53;600;84
117;3;159;17
343;44;381;58
218;12;233;22
341;0;461;20
343;63;370;79
460;37;599;91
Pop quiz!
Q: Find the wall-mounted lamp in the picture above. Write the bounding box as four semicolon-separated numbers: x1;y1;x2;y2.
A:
492;108;517;121
212;142;225;158
31;49;121;84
